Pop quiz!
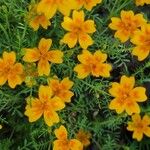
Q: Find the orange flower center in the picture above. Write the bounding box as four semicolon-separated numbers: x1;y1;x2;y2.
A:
135;122;144;130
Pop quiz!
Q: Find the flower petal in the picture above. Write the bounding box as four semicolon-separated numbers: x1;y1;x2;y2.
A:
3;51;16;64
38;59;50;76
83;20;96;33
133;130;143;141
109;82;121;97
69;139;83;150
8;75;22;88
61;16;73;31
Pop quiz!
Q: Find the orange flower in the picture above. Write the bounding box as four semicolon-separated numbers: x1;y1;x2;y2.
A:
26;4;51;31
0;51;23;88
74;0;102;11
130;24;150;61
109;10;146;42
109;75;147;115
48;77;74;103
127;114;150;141
61;10;96;49
135;0;150;6
37;0;76;19
76;130;91;147
24;85;65;126
23;38;63;76
53;125;83;150
74;50;112;79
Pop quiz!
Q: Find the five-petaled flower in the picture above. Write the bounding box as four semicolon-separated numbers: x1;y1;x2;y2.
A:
23;38;63;76
135;0;150;6
74;50;112;79
24;85;65;126
61;10;96;49
127;114;150;141
0;51;23;88
109;10;146;42
53;125;83;150
48;77;74;103
26;4;51;31
131;24;150;61
109;75;147;115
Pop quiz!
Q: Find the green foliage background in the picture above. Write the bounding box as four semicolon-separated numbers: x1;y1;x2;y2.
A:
0;0;150;149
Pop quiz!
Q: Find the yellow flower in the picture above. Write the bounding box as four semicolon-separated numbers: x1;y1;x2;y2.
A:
135;0;150;6
48;77;74;103
23;38;63;76
74;0;102;11
53;125;83;150
61;10;96;49
76;130;91;147
26;4;51;31
24;85;65;126
0;125;2;129
109;75;147;115
74;50;112;79
127;114;150;141
37;0;76;19
109;10;146;42
130;24;150;61
0;51;23;88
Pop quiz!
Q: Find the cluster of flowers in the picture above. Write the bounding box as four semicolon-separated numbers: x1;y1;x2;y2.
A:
0;0;150;148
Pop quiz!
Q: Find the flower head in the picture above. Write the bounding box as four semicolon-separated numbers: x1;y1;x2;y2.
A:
24;85;65;126
61;10;96;49
76;129;91;147
74;50;112;79
23;38;63;76
26;3;51;31
131;24;150;61
53;125;83;150
0;51;23;88
48;77;74;103
37;0;76;19
127;114;150;141
109;10;146;42
74;0;102;11
109;75;147;115
135;0;150;6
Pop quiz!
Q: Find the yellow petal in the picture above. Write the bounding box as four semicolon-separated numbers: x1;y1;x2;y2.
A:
133;130;143;141
73;10;84;23
130;87;147;102
74;64;90;79
121;10;134;22
127;122;135;131
23;48;40;62
38;59;50;76
8;75;22;88
132;114;141;122
39;15;51;29
12;63;23;75
61;16;73;31
61;77;74;89
83;20;96;33
79;33;93;49
94;51;107;63
109;17;122;30
109;82;121;97
29;18;40;31
0;75;7;86
84;0;102;10
47;50;63;63
142;115;150;125
143;127;150;137
54;125;68;140
3;51;16;64
53;140;68;150
69;139;83;150
58;91;74;103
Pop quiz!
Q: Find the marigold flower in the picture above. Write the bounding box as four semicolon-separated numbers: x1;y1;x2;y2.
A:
23;38;63;76
74;50;112;79
127;114;150;141
76;130;91;147
48;77;74;103
37;0;76;19
130;24;150;61
0;51;23;88
74;0;102;11
26;4;51;31
53;125;83;150
135;0;150;6
61;10;96;49
109;75;147;115
109;10;146;42
24;85;65;126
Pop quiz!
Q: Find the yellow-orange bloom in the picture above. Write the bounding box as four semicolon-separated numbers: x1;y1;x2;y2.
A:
74;50;112;79
23;38;63;76
127;114;150;141
26;4;51;31
24;85;65;126
53;125;83;150
61;10;96;49
48;77;74;103
74;0;102;11
0;51;23;88
109;10;146;42
135;0;150;6
109;75;147;115
76;130;91;147
131;24;150;61
37;0;76;19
